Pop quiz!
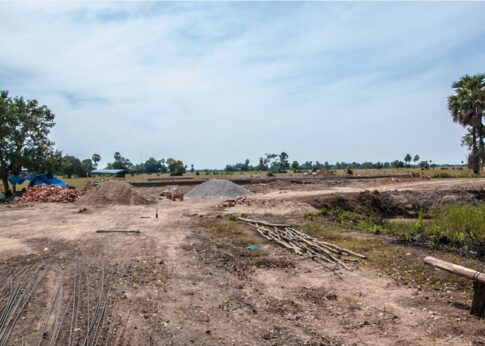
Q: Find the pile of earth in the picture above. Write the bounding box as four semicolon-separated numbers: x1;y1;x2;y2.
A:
185;179;253;199
300;189;485;218
78;181;155;205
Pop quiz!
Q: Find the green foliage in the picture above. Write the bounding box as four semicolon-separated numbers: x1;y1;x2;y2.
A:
0;90;56;194
144;157;166;173
448;74;485;174
404;153;412;165
107;152;133;170
386;204;485;258
166;158;186;176
91;153;101;169
320;207;384;234
227;214;238;221
304;212;317;221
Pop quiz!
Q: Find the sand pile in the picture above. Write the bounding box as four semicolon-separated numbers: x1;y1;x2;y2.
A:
78;181;155;205
185;179;253;199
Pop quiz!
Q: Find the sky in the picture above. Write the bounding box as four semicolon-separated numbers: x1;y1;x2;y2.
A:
1;1;485;169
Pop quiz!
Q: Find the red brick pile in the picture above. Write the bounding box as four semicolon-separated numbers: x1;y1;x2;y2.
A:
17;185;80;203
217;196;251;208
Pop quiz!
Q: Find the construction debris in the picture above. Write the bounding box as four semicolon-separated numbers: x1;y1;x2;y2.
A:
96;228;140;234
16;185;80;203
0;264;45;346
165;191;184;201
238;217;366;270
217;196;251;208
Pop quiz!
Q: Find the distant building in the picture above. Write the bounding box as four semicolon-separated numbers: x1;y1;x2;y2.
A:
91;169;127;177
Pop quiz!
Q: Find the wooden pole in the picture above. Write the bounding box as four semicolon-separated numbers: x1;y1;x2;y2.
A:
424;256;485;317
471;282;485;317
237;217;291;228
424;256;485;284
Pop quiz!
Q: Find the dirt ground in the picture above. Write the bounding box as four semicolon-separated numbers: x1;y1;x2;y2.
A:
1;177;485;345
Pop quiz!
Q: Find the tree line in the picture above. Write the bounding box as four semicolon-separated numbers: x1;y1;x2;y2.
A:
224;152;435;173
1;73;484;195
45;152;188;178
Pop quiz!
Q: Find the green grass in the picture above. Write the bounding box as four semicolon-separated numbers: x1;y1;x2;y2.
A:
388;204;485;257
320;203;485;259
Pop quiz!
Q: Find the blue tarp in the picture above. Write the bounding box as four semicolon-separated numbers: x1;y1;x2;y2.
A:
8;174;68;188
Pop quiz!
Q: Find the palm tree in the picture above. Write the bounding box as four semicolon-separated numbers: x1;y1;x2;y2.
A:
92;153;101;169
404;153;412;167
448;74;485;174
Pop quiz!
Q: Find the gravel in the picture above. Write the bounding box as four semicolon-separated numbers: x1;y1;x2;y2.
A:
185;179;253;199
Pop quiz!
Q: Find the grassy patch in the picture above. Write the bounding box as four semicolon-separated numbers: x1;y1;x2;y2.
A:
320;203;485;259
386;204;485;257
319;207;385;234
300;222;485;293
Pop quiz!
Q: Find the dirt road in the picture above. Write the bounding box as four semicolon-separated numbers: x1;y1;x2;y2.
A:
0;178;484;345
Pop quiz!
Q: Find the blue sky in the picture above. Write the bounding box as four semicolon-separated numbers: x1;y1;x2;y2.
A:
1;2;484;168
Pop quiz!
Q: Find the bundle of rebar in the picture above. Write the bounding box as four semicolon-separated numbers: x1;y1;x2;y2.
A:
37;264;112;346
238;217;366;270
0;264;45;346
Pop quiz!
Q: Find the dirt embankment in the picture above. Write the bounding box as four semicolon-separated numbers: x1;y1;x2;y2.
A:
300;189;485;217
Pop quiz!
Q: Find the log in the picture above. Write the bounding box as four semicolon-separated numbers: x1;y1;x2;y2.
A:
424;257;485;284
424;256;485;317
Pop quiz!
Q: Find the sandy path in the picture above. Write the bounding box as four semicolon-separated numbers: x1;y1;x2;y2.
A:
253;178;485;200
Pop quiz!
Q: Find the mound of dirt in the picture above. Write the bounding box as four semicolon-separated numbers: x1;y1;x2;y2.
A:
301;189;485;218
78;181;155;205
185;179;253;199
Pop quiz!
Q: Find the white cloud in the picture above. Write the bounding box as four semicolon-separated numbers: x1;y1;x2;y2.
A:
0;2;483;167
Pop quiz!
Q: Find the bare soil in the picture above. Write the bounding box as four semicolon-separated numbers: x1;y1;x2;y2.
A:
0;177;484;345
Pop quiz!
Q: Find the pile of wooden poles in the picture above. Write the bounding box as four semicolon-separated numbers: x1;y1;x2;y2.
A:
238;217;366;270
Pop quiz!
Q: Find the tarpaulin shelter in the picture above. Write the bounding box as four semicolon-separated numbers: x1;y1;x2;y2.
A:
8;173;69;188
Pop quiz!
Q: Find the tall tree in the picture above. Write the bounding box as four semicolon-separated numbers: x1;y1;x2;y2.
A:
0;91;56;194
448;74;485;174
61;155;86;178
144;157;162;173
413;155;420;165
92;153;101;169
166;158;186;176
109;152;132;170
404;153;412;167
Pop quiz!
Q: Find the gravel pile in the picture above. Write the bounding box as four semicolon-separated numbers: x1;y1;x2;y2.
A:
78;181;155;205
185;179;253;199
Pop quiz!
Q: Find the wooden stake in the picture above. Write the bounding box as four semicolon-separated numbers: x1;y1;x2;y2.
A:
424;256;485;317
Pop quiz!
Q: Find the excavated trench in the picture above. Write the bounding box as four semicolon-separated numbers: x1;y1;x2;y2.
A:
300;189;485;218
